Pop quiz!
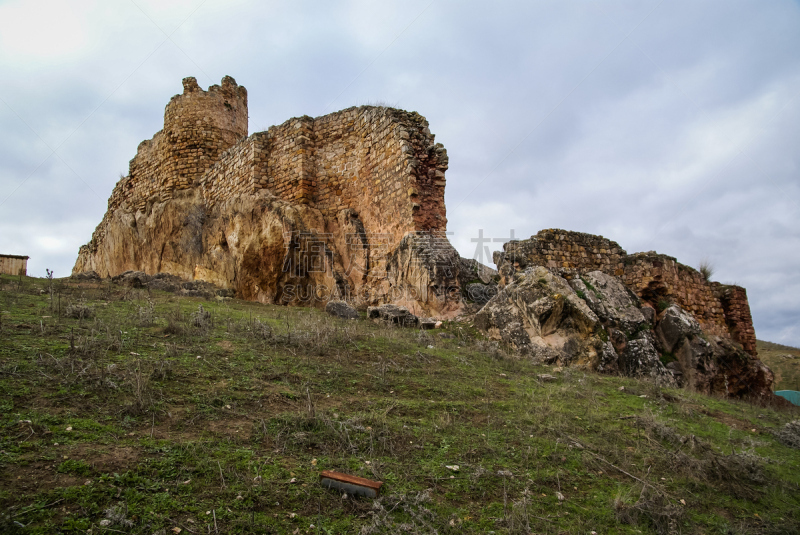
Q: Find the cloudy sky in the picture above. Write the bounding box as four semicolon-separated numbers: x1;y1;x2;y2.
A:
1;0;798;345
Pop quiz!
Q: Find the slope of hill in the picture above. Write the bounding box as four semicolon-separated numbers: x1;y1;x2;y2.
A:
1;274;798;534
757;340;800;392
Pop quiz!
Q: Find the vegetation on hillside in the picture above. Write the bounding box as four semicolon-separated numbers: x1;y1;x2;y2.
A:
757;340;800;392
1;274;798;534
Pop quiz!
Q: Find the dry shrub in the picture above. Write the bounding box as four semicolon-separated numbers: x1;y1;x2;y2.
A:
137;297;156;327
360;490;439;535
637;412;769;498
65;301;93;319
164;308;185;336
614;486;683;535
775;420;800;449
121;358;160;414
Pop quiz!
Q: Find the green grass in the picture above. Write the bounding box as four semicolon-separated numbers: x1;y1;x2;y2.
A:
758;340;800;392
0;273;798;534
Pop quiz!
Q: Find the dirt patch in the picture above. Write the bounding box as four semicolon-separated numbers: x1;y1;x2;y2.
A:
699;408;757;432
216;340;234;352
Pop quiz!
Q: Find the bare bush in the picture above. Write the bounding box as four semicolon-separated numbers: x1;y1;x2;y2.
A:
614;486;683;535
65;301;93;320
360;489;439;534
775;420;800;449
137;297;156;327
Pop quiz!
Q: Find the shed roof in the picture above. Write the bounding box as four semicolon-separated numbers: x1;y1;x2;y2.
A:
0;254;29;260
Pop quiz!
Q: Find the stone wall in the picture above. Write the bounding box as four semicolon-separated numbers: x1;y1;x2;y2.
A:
713;283;758;355
82;76;448;274
495;229;626;279
621;252;728;337
494;228;757;355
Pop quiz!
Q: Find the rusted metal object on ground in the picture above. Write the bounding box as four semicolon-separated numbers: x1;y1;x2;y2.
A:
319;470;383;498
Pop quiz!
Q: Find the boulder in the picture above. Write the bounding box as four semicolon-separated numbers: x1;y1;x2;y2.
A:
325;300;359;320
569;271;646;333
71;271;101;281
474;266;601;366
475;266;674;382
111;270;151;288
619;333;674;384
465;282;497;305
367;304;419;327
656;305;701;353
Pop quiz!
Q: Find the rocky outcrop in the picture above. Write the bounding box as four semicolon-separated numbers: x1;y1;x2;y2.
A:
494;229;759;356
485;231;775;398
475;267;674;384
325;301;359;320
475;260;775;398
655;305;774;398
73;76;482;317
368;304;419;326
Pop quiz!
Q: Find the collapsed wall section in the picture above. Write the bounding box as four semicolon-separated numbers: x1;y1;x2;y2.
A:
496;229;626;279
79;77;449;284
621;252;728;336
713;283;757;355
494;228;757;355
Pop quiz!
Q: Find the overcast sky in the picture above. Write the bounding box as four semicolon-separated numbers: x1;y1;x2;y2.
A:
1;0;798;345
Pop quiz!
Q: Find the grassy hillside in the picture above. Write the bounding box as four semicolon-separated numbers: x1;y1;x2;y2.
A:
1;274;798;534
757;340;800;392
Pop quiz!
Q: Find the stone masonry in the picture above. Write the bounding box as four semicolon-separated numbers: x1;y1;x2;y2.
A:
83;76;448;259
494;229;758;356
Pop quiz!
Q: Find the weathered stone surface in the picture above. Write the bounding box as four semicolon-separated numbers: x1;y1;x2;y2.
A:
570;271;645;333
656;305;701;354
458;257;497;285
325;300;359;320
111;270;151;288
71;270;101;281
367;304;419;326
465;283;497;305
474;266;604;368
619;333;674;384
494;229;759;356
73;76;467;317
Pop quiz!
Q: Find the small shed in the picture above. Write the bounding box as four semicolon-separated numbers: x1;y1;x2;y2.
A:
0;254;28;276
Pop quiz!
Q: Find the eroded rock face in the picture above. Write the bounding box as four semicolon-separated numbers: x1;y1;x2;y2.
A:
474;266;774;397
73;77;482;317
474;266;669;377
570;271;646;333
653;305;774;398
325;301;359;320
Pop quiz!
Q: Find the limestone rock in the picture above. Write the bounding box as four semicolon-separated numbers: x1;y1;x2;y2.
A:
619;333;674;384
71;271;101;281
475;266;675;381
111;270;151;288
474;266;601;366
325;301;359;320
570;271;646;333
367;304;419;326
465;282;497;305
656;305;701;353
73;76;465;318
